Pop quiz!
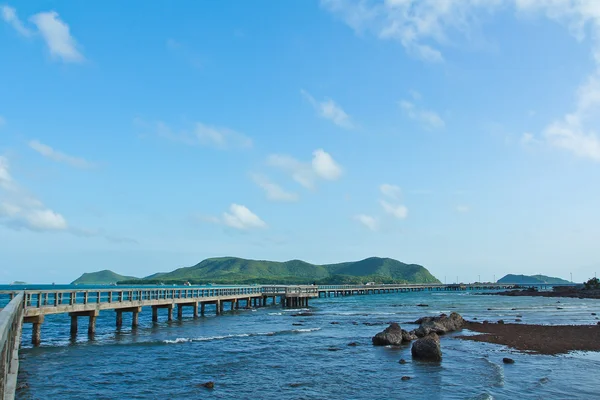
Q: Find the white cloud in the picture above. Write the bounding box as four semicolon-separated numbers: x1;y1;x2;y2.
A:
399;100;445;130
0;156;68;232
222;204;267;230
380;200;408;219
520;132;536;145
456;205;470;213
322;0;600;161
29;11;84;63
28;140;94;168
1;5;33;36
0;156;13;190
267;149;343;189
251;174;299;202
141;119;252;150
542;74;600;161
380;183;401;199
312;149;343;180
24;208;68;230
0;156;134;242
301;89;354;128
354;214;379;231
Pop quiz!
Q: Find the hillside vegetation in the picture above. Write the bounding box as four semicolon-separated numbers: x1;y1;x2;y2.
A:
497;274;571;285
113;256;440;285
72;270;137;285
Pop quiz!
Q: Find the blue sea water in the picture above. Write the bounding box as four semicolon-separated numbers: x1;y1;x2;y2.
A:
7;288;600;399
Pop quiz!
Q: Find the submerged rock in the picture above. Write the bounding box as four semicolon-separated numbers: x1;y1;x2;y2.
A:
503;358;515;364
497;320;505;324
417;304;429;307
411;333;442;361
515;319;522;322
201;381;215;389
413;312;466;338
347;342;359;346
401;376;411;381
399;358;407;364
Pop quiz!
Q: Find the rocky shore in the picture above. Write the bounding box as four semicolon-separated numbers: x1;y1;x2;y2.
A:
457;321;600;354
481;287;600;299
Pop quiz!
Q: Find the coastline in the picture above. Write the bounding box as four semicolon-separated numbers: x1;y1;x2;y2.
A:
479;287;600;300
457;321;600;354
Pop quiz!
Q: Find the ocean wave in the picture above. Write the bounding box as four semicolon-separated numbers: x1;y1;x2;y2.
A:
162;328;321;344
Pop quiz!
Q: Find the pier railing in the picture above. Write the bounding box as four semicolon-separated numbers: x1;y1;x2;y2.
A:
11;287;263;309
1;292;24;400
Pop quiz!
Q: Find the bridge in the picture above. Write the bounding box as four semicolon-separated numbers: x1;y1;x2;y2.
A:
0;281;571;398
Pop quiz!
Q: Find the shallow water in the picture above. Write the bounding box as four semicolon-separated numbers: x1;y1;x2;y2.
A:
12;290;600;399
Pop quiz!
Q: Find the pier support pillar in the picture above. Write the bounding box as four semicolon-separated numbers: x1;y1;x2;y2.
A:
116;311;123;329
152;306;158;322
200;303;205;316
24;316;46;345
231;300;235;311
167;305;173;321
216;300;221;315
193;302;199;318
88;314;96;337
70;314;78;337
177;304;183;320
132;309;139;328
235;299;239;310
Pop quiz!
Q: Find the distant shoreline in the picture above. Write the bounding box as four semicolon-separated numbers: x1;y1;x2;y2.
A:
479;287;600;300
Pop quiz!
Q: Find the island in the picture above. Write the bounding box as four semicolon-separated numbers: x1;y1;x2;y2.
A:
72;256;441;285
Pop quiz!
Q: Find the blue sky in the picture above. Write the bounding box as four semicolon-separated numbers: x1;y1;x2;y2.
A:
1;0;600;284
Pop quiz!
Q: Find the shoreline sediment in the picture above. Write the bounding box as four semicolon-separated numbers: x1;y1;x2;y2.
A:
457;321;600;354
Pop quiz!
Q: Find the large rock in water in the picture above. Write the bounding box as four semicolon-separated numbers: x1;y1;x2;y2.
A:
372;323;413;346
411;333;442;361
413;312;465;338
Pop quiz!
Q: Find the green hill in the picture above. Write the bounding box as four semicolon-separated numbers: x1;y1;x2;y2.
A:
497;274;571;285
72;270;138;285
116;256;440;285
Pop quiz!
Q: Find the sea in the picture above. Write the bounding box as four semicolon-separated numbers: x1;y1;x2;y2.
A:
3;285;600;399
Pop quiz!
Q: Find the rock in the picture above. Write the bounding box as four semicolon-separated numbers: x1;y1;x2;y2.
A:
402;329;417;342
201;381;215;389
515;319;522;322
473;317;478;320
401;376;411;381
597;321;600;325
414;312;466;338
487;308;493;310
352;321;358;325
417;304;429;307
292;323;303;326
516;315;523;318
399;359;407;364
372;323;408;346
16;383;29;391
347;342;359;346
511;308;517;311
483;320;489;324
557;307;564;310
592;313;597;316
330;322;340;325
289;383;302;388
497;320;505;324
411;333;442;361
327;347;342;351
503;358;515;364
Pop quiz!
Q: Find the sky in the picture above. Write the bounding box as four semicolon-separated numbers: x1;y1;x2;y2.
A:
1;0;600;284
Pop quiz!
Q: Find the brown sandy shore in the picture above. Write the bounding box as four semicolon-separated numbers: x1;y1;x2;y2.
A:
457;321;600;355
